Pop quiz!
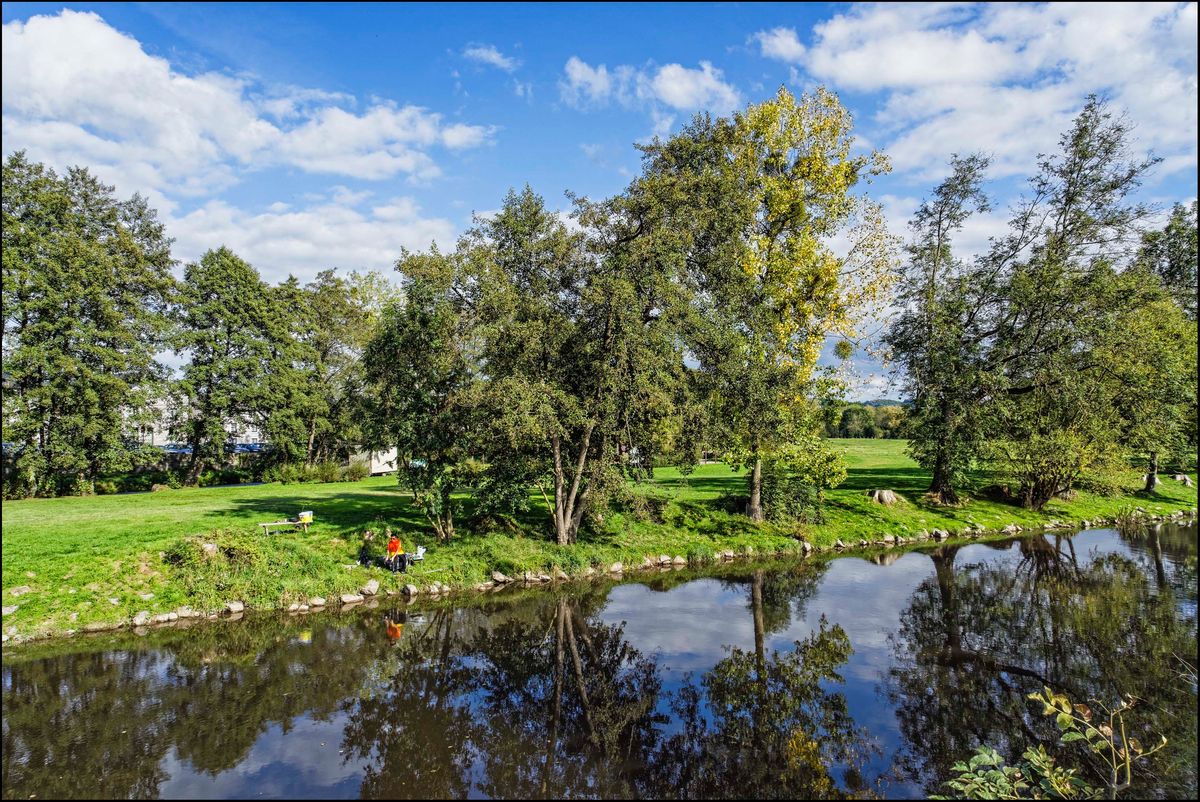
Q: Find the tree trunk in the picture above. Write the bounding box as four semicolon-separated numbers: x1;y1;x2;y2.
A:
929;447;959;505
552;426;594;545
305;418;318;466
747;456;764;522
1144;451;1159;492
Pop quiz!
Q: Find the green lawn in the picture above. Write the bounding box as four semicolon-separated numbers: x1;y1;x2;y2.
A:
3;439;1195;642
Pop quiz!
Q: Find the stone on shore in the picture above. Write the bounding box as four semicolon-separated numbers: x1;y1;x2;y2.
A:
132;611;151;627
225;600;245;614
340;593;364;605
308;597;327;607
361;579;380;596
868;489;900;505
609;562;623;573
492;571;512;584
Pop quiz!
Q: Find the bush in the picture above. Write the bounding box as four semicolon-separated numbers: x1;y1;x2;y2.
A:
344;457;371;482
315;460;342;483
94;479;119;495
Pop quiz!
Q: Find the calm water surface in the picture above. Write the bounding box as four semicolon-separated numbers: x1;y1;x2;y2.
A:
3;524;1197;799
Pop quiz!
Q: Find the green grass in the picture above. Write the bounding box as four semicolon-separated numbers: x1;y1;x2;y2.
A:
3;439;1195;642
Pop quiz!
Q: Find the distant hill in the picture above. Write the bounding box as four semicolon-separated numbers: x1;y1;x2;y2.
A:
861;399;907;407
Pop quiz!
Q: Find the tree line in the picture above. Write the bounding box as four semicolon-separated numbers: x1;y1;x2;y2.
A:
3;88;1196;534
885;99;1197;509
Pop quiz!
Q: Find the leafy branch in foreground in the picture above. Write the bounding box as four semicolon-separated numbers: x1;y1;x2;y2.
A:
934;688;1167;800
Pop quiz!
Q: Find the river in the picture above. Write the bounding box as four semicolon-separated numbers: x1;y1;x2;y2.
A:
2;522;1196;799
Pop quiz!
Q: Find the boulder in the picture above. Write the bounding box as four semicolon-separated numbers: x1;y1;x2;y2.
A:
553;568;570;581
361;579;380;596
1174;474;1194;487
308;597;327;607
8;586;32;597
201;543;219;557
139;592;155;601
151;613;173;624
881;534;896;545
427;586;441;595
176;607;197;619
150;483;170;492
403;584;419;596
340;593;364;605
225;600;245;614
609;562;624;573
537;573;552;583
868;489;900;505
833;539;848;550
858;540;869;549
132;611;151;627
800;541;814;555
659;554;671;565
492;571;512;584
298;604;309;612
1;605;17;616
1002;524;1021;535
108;598;120;605
288;603;300;612
672;556;686;565
474;581;495;592
744;546;754;556
641;556;655;569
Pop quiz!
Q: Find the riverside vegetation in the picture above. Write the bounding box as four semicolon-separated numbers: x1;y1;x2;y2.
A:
2;440;1195;642
3;87;1197;645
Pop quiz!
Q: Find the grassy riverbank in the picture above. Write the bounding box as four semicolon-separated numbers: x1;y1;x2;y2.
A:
3;440;1196;642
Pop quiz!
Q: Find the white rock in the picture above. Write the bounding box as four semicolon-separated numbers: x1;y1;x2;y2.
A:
225;600;245;614
672;556;687;565
309;597;327;607
339;593;364;605
361;579;380;596
1;606;18;616
132;611;151;626
403;584;419;596
492;571;512;583
609;562;624;573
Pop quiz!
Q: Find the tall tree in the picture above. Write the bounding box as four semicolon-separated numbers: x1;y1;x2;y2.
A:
1138;200;1197;321
884;154;992;503
361;261;478;542
173;247;277;484
300;269;396;465
639;87;896;521
2;152;175;497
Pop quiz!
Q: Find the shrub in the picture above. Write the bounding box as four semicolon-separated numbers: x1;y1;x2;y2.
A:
344;457;371;482
94;479;119;495
315;460;342;483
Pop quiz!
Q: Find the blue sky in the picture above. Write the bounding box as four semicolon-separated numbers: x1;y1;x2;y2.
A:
3;2;1197;397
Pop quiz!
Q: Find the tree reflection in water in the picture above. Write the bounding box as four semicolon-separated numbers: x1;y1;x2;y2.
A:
5;527;1193;800
885;531;1198;798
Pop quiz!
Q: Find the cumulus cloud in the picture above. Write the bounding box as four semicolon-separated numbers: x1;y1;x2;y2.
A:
1;10;494;201
797;2;1198;179
462;43;520;72
751;26;806;63
559;56;741;136
169;193;456;284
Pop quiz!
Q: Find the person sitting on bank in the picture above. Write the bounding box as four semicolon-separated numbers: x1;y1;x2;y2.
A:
385;530;406;573
357;530;376;568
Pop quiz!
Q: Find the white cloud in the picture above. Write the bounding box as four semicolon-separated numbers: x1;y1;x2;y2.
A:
800;2;1198;180
646;61;741;111
170;195;455;284
559;56;614;107
751;27;806;63
559;56;741;136
462;43;520;72
2;10;494;198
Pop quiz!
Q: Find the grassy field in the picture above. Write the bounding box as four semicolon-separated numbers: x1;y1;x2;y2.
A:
3;439;1195;642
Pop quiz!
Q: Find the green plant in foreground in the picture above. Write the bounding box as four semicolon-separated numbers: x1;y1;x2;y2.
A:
935;688;1168;800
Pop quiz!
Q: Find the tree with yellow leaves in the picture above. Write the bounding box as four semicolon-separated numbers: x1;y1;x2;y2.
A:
638;87;897;521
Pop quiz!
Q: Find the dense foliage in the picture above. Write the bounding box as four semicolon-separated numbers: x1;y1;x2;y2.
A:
4;88;1195;539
